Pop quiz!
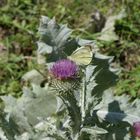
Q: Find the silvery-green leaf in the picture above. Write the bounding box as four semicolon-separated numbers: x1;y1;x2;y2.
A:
100;125;133;140
37;53;46;64
84;65;97;115
1;95;33;133
34;118;67;140
1;95;25;127
15;132;30;140
84;53;118;117
77;38;99;53
22;69;44;85
38;16;72;58
41;137;56;140
1;96;16;120
97;9;126;42
56;97;65;114
85;65;97;85
37;41;53;55
24;94;57;125
15;131;57;140
77;38;93;46
21;86;57;125
81;126;108;135
0;109;20;140
96;110;140;125
1;85;57;132
94;53;114;64
34;118;57;133
94;90;140;125
0;127;8;140
91;53;118;98
77;38;96;48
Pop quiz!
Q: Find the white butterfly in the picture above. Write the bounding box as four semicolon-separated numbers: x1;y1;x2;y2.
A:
67;45;93;65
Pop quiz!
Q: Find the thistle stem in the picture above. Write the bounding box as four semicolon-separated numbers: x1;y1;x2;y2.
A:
81;75;86;124
59;93;81;138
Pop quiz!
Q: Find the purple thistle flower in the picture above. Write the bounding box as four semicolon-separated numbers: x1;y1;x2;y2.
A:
133;121;140;137
50;59;79;80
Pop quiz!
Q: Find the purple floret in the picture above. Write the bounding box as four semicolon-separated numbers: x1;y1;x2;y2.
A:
133;121;140;137
50;59;79;80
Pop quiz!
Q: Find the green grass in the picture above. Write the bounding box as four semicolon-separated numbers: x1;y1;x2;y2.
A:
116;66;140;98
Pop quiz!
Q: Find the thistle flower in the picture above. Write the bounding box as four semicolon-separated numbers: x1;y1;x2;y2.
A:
50;59;79;80
133;121;140;137
49;59;80;93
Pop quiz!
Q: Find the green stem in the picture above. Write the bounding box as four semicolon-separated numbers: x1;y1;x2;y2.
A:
59;93;81;138
81;75;86;124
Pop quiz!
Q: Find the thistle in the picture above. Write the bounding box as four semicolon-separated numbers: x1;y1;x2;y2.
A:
49;59;80;94
49;59;82;136
133;122;140;138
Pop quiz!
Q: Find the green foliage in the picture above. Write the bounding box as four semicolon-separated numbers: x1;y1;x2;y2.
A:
0;0;140;139
0;0;140;99
116;66;140;98
0;16;139;140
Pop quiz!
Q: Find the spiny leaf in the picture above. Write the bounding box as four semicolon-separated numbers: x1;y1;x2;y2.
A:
0;110;20;140
100;124;134;140
34;117;67;140
1;85;57;132
84;53;118;118
94;90;140;125
37;16;72;61
0;127;8;140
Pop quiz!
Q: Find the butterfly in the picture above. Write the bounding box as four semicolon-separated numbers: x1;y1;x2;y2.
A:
67;45;93;65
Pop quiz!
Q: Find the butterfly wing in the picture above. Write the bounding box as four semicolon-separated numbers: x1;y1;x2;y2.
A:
68;45;93;65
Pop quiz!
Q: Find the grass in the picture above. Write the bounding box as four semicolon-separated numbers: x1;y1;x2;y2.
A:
0;0;140;98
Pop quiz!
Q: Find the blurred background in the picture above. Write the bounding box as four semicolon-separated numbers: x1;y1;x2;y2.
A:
0;0;140;98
